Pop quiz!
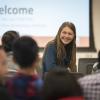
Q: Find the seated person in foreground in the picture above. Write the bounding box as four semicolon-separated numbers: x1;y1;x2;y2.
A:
43;67;84;100
0;45;12;100
92;52;100;73
1;30;20;71
6;36;43;100
78;51;100;100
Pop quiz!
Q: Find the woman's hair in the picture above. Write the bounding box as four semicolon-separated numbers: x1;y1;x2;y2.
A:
46;22;76;71
1;30;20;52
43;67;83;100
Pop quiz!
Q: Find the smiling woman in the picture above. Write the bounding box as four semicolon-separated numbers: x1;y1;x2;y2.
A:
60;27;75;45
42;22;76;74
0;5;34;15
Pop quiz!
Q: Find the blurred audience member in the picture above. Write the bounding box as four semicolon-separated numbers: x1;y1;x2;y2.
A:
6;36;43;100
0;45;12;100
43;67;84;100
1;30;20;71
79;51;100;100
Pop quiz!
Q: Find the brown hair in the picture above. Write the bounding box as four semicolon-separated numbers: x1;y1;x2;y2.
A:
43;67;83;100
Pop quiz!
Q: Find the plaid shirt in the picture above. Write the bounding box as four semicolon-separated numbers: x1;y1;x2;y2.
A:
78;72;100;100
6;73;43;100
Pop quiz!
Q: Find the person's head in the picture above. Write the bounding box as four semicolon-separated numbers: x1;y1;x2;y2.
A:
55;22;76;45
54;22;76;71
58;22;76;45
97;51;100;69
43;67;83;100
12;36;39;69
1;30;20;52
0;45;7;77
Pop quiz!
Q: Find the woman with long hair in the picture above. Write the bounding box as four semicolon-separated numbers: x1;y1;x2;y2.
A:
42;22;76;73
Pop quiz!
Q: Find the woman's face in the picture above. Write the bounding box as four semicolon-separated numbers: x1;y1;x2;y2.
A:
60;26;75;45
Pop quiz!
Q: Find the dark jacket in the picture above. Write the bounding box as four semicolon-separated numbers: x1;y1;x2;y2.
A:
42;43;71;73
0;82;12;100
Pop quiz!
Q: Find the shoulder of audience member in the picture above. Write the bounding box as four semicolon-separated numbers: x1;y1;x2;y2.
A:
78;73;100;85
45;40;56;50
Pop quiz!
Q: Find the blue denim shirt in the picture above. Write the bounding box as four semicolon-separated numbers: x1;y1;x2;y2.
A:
42;43;71;73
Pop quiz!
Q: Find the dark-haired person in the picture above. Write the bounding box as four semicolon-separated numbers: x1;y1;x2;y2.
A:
43;67;84;100
78;51;100;100
0;45;12;100
6;36;43;100
42;22;76;74
1;30;20;71
92;51;100;73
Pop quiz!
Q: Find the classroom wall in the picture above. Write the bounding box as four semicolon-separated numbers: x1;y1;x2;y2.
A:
93;0;100;51
76;0;100;67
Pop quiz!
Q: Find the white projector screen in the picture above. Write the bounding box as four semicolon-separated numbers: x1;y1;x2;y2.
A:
0;0;90;48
